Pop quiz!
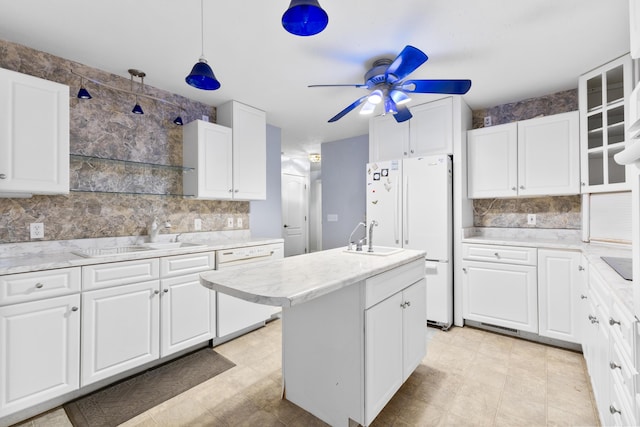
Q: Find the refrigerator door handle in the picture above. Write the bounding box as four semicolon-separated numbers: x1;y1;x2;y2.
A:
394;179;400;244
403;176;409;245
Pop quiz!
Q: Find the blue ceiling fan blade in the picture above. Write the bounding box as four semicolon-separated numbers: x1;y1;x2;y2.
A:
328;95;369;122
402;79;472;94
394;104;413;123
385;45;428;82
308;84;368;88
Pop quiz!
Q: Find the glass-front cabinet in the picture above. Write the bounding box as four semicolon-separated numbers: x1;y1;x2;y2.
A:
579;54;633;192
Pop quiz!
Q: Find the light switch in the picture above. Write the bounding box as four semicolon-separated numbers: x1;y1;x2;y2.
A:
327;214;338;222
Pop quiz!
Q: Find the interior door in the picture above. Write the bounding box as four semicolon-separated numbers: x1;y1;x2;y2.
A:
282;173;307;256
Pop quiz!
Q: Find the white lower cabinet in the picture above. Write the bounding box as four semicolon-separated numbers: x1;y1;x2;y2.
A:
160;273;215;357
537;249;581;343
81;280;161;386
462;258;538;333
0;294;80;417
365;279;426;423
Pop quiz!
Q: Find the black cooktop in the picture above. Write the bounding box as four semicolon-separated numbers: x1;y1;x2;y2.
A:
601;256;632;281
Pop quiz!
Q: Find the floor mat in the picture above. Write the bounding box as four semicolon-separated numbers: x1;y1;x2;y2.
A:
64;347;234;427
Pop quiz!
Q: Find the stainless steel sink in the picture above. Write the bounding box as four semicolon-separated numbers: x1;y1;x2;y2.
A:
344;246;404;256
72;246;154;258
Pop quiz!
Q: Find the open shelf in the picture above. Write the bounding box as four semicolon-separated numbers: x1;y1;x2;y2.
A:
70;154;194;173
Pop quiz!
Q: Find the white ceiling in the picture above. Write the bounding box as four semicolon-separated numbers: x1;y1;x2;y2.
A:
0;1;631;157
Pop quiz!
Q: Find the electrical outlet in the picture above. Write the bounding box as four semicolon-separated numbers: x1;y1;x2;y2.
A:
483;116;492;127
30;223;44;239
194;218;202;231
202;115;209;122
227;217;234;228
237;217;243;228
527;214;536;226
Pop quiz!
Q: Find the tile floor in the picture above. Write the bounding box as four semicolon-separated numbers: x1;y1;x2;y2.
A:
15;319;599;426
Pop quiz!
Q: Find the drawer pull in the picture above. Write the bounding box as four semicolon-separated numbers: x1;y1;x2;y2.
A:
71;306;79;312
609;318;621;326
0;174;5;179
163;289;169;293
493;252;500;258
609;405;621;415
462;268;467;273
400;301;411;309
578;265;585;271
580;294;587;300
588;315;599;324
35;283;44;289
609;361;621;370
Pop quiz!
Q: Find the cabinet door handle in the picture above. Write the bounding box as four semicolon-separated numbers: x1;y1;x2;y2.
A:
578;265;585;271
71;306;79;312
511;186;517;191
462;267;467;273
35;282;44;289
154;290;160;295
609;318;620;326
410;149;414;154
228;189;233;193
580;294;587;300
234;189;239;193
581;182;586;186
163;289;169;293
493;252;500;258
609;405;621;415
588;315;599;324
609;361;621;370
0;174;5;179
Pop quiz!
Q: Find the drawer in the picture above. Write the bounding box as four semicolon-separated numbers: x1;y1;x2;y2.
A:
0;267;81;305
462;244;537;266
610;374;637;427
610;340;637;402
83;258;160;290
365;259;424;309
588;268;611;313
609;299;637;361
160;251;215;278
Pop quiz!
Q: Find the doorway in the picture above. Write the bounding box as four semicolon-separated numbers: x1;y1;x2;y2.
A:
282;173;308;256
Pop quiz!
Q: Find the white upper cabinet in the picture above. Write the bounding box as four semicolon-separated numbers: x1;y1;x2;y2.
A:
579;54;633;193
217;100;267;200
0;67;69;197
467;111;579;198
467;122;518;198
369;97;453;162
631;0;640;59
183;120;233;199
517;111;580;196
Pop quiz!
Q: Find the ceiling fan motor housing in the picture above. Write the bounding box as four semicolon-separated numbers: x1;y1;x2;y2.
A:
365;58;394;88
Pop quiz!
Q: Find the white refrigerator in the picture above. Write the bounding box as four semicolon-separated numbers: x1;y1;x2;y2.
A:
366;155;453;329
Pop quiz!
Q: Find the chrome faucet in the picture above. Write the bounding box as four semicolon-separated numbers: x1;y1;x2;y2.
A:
149;217;171;243
368;220;378;252
348;222;366;251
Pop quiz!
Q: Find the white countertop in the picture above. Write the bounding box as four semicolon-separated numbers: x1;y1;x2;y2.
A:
200;247;426;308
0;234;283;275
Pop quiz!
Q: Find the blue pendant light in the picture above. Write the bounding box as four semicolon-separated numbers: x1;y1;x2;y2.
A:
173;116;184;126
132;97;144;115
282;0;328;36
186;0;221;90
77;78;92;99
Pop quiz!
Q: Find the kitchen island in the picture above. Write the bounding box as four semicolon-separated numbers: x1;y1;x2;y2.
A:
200;247;427;427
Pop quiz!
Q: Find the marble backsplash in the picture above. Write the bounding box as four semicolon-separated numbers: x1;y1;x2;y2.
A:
470;89;581;229
0;39;250;244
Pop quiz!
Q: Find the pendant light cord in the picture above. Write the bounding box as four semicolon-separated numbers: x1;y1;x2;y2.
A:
200;0;205;59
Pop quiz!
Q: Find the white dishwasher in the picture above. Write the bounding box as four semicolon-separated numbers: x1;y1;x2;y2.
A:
215;243;282;339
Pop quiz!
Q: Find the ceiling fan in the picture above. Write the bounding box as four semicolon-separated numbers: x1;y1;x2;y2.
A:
309;45;471;123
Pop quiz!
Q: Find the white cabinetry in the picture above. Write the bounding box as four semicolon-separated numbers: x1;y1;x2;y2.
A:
282;259;426;427
159;251;215;357
183;120;233;199
364;278;426;423
369;97;453;162
216;100;267;200
81;259;160;386
0;67;69;197
579;54;633;192
0;268;81;418
467;111;579;198
537;249;581;344
462;244;538;333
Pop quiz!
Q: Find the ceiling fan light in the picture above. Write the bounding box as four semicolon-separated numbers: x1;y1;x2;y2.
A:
186;58;221;90
282;0;328;36
384;97;398;115
390;89;410;105
367;89;383;104
359;101;376;115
